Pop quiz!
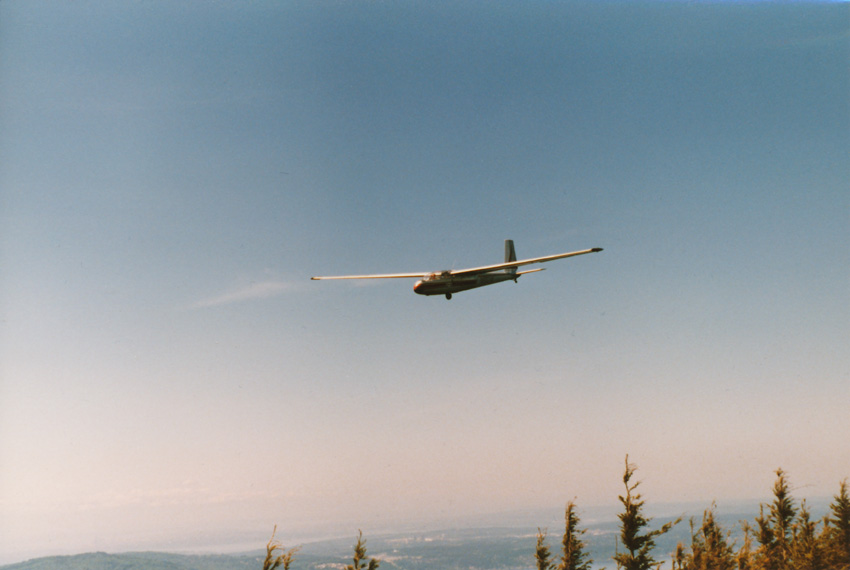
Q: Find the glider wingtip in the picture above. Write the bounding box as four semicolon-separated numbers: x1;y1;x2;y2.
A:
592;247;603;252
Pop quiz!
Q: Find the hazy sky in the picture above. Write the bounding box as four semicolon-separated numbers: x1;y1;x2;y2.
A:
1;0;848;564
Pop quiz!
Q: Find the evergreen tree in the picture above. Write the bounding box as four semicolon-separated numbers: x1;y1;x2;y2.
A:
771;469;797;565
612;456;679;570
682;505;736;570
792;500;826;570
345;530;380;570
736;522;754;570
263;526;300;570
671;542;687;570
536;528;555;570
752;468;797;570
558;501;593;570
823;480;850;569
753;505;776;570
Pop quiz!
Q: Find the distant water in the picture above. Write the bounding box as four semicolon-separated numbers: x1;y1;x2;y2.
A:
1;497;835;568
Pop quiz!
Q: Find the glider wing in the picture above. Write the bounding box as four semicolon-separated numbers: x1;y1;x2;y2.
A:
449;247;602;277
310;272;425;280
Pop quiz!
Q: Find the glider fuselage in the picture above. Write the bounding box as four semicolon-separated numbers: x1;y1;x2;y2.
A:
413;271;516;296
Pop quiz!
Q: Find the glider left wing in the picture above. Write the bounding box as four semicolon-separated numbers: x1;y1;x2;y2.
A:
311;272;425;280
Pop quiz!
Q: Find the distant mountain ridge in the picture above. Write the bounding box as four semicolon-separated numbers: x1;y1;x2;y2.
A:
0;521;729;570
0;551;262;570
2;498;834;570
0;527;609;570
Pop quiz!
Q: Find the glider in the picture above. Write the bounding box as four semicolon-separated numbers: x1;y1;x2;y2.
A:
311;240;602;299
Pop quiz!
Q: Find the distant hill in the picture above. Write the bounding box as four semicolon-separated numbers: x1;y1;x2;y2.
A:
1;499;831;570
0;530;541;570
0;524;681;570
0;551;263;570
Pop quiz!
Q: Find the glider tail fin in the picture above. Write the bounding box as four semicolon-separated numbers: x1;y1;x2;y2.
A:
505;239;517;276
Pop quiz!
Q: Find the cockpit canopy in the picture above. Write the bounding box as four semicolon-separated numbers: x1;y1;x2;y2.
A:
423;270;451;281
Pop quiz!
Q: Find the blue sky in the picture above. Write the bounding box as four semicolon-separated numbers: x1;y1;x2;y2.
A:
1;0;848;564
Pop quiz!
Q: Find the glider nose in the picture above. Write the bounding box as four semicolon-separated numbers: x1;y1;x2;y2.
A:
413;280;424;294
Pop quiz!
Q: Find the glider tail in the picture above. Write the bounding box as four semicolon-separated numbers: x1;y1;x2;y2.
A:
505;239;517;277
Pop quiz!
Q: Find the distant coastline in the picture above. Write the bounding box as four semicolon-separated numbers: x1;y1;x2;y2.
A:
1;496;835;570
